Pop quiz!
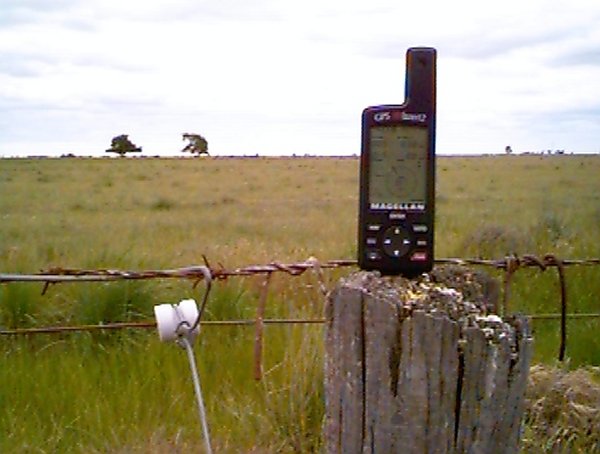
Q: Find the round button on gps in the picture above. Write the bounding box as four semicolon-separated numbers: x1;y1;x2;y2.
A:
382;226;412;258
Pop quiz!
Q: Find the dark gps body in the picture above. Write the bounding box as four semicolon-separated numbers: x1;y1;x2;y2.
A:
358;47;436;276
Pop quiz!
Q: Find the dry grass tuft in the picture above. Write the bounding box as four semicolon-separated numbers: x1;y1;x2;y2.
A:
523;365;600;453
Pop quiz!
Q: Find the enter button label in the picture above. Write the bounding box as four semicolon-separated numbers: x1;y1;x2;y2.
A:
410;252;428;262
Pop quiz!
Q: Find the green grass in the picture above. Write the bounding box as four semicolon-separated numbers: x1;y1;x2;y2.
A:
0;273;326;452
1;155;599;452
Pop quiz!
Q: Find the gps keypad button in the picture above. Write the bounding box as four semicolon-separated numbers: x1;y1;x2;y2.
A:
382;226;412;258
366;250;382;261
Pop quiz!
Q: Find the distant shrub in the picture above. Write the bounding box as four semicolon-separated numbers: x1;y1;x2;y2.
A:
36;172;51;183
207;195;237;207
459;224;532;258
150;197;176;211
592;207;600;227
534;211;569;243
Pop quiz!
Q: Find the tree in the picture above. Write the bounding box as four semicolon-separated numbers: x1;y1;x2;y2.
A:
182;133;209;156
106;134;142;157
505;145;513;155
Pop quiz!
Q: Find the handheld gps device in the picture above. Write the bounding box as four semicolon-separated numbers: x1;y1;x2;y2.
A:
358;47;436;276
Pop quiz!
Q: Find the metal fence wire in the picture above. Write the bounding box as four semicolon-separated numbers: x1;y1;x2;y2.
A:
1;254;599;368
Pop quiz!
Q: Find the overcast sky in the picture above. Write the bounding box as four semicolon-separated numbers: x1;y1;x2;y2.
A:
1;0;599;157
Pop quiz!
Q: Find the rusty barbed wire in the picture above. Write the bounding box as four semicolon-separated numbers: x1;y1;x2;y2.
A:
1;256;599;285
1;254;599;362
0;259;357;284
434;255;600;270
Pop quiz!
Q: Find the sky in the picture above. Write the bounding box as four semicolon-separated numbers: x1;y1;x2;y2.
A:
1;0;600;157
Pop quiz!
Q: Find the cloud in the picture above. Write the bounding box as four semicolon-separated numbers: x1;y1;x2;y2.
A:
0;52;54;77
0;0;77;23
1;0;600;156
354;0;600;64
552;47;600;67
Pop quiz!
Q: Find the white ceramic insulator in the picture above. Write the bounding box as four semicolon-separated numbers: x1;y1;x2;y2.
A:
154;299;200;342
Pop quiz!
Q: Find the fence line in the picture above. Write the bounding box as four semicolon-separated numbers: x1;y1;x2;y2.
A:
0;318;329;336
1;254;599;363
1;256;600;285
1;313;599;337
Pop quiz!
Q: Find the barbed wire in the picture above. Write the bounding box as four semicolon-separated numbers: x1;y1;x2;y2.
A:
1;254;599;363
1;256;599;285
0;259;355;284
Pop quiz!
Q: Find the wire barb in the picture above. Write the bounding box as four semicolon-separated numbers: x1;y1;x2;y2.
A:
1;254;598;362
1;255;599;284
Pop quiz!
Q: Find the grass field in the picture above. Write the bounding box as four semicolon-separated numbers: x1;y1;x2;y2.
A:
1;155;599;452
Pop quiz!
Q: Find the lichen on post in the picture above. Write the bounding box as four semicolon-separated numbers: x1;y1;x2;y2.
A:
324;269;532;454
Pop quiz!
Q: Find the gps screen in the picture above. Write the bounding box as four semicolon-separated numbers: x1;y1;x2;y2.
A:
368;125;428;205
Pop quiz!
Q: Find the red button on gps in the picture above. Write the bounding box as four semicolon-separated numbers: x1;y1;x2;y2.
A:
410;252;427;262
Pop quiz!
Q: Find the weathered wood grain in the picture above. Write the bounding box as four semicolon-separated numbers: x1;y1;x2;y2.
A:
324;272;532;454
324;285;365;453
362;293;398;452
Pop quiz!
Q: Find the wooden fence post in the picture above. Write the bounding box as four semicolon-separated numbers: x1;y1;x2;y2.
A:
324;271;532;454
